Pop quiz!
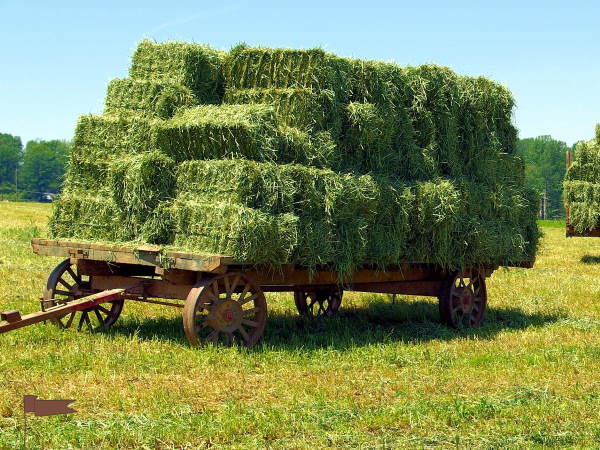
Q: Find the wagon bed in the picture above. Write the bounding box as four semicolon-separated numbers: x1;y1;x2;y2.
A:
0;238;533;346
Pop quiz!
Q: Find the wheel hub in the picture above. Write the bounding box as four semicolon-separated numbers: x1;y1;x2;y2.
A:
208;299;243;332
458;288;473;314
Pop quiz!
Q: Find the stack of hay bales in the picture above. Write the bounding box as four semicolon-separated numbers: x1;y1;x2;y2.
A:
50;40;539;278
564;124;600;233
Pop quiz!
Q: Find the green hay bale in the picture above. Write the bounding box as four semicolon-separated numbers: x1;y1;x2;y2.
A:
224;45;352;103
276;127;338;168
109;151;177;234
152;104;279;162
563;136;600;233
342;102;400;173
73;114;157;153
170;198;298;264
350;59;406;106
404;65;462;177
458;76;517;156
569;202;600;233
49;190;128;242
138;201;177;245
130;40;224;104
224;88;341;134
364;178;414;265
105;78;198;118
62;147;112;192
472;153;526;186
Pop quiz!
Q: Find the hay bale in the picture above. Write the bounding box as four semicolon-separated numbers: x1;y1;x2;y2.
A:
224;87;341;135
224;45;353;103
105;78;198;118
49;190;128;242
73;113;157;153
342;102;401;173
564;132;600;232
350;59;406;106
130;40;224;104
51;40;538;275
170;197;298;264
109;151;176;234
458;76;517;156
152;104;280;162
276;127;338;168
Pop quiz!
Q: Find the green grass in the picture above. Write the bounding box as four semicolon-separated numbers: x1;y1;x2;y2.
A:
0;204;599;448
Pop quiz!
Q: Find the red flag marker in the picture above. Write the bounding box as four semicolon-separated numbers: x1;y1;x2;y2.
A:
23;395;76;416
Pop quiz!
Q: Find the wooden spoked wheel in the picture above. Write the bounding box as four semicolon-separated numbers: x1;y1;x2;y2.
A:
183;272;267;347
43;259;124;330
438;269;487;328
294;288;343;318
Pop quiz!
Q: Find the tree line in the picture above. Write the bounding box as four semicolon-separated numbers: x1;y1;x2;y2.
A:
0;131;576;217
0;133;69;201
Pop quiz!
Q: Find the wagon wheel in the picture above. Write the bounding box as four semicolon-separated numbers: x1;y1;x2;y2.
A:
43;259;124;330
294;288;343;318
183;272;267;347
438;269;487;328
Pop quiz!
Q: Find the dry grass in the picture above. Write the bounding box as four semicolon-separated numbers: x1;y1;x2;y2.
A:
1;202;600;448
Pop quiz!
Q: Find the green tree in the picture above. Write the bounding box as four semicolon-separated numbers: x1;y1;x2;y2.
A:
516;136;570;218
19;140;70;200
0;133;23;189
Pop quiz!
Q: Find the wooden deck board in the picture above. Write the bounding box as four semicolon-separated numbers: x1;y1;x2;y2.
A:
31;238;231;273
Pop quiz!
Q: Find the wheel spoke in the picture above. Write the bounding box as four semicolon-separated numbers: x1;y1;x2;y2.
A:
230;275;240;295
237;283;251;304
96;305;111;316
65;312;76;328
243;307;260;316
58;277;73;291
77;313;85;331
65;266;81;284
237;325;250;342
83;312;92;330
211;282;220;300
206;329;219;344
238;292;258;306
241;319;258;328
94;309;104;325
225;332;233;346
223;276;231;299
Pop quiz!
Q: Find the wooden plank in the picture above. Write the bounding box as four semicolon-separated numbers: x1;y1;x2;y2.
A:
91;275;192;300
0;310;21;323
31;238;229;273
0;289;125;334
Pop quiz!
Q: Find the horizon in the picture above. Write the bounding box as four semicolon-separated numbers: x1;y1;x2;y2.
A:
1;0;598;147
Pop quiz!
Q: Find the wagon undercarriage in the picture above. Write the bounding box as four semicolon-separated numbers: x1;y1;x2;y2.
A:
0;238;512;346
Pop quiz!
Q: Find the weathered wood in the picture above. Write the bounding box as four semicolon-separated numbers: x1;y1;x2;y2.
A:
31;238;230;273
0;289;126;334
242;264;436;286
1;310;21;323
349;280;444;296
92;275;193;300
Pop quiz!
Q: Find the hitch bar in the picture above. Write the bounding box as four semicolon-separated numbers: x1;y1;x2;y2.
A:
0;288;130;334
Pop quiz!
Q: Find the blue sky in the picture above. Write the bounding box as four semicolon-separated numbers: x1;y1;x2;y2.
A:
1;0;598;146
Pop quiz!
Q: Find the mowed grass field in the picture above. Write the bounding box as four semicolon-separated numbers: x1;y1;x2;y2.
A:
1;202;600;448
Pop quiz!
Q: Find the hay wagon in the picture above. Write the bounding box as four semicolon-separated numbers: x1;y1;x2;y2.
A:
0;238;531;346
564;149;600;238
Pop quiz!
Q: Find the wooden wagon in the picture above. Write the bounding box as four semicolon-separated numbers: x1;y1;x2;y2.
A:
0;238;532;346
